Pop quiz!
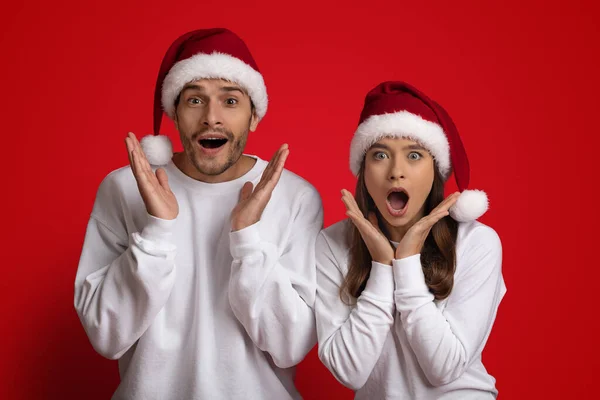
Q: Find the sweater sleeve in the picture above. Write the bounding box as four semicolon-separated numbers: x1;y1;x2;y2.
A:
315;231;395;391
74;177;177;360
393;225;506;387
228;188;323;369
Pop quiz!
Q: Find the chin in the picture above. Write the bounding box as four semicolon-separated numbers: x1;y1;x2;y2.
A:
192;158;227;175
378;208;413;228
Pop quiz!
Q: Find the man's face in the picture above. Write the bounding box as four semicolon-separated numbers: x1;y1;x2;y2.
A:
174;79;258;176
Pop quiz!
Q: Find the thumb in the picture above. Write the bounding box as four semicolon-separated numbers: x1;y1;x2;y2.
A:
156;168;171;191
239;181;254;202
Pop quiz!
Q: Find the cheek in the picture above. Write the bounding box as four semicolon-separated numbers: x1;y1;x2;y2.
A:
226;108;252;129
414;163;435;198
364;167;385;203
177;108;200;131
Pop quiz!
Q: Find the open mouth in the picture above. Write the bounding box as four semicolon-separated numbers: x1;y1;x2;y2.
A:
198;137;228;150
386;189;409;215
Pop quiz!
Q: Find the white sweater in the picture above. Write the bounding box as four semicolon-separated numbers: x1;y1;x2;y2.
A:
74;156;323;400
316;220;506;400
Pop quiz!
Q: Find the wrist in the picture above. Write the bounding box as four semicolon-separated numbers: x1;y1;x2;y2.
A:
231;217;259;232
395;248;420;260
373;256;393;266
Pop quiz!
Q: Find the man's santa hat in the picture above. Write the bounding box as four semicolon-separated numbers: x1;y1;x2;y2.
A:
140;28;268;165
350;81;488;222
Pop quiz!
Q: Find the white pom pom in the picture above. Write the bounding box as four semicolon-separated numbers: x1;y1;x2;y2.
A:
140;134;173;166
449;189;489;222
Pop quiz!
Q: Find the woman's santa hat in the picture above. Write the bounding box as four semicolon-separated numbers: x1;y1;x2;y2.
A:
140;28;268;166
350;81;488;222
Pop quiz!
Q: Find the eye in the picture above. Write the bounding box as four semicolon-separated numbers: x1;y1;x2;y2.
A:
373;151;388;160
408;151;422;160
225;98;238;105
187;97;202;105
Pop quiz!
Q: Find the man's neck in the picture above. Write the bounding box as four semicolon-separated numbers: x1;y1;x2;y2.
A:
172;153;257;183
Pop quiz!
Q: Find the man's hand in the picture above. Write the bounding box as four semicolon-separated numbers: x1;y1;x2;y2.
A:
125;132;179;220
230;144;289;232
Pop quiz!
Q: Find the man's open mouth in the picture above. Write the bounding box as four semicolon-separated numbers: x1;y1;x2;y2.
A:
198;137;228;149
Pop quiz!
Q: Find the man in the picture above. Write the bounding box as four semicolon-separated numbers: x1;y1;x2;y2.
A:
74;28;323;399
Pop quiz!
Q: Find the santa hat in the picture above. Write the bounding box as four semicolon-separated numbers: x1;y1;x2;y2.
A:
140;28;268;165
349;81;488;222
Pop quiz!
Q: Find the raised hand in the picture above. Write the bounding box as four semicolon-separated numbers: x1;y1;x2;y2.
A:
342;189;395;266
230;144;289;232
394;192;460;260
125;132;178;220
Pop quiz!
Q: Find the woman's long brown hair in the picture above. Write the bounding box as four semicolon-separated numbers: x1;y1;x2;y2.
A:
340;160;459;303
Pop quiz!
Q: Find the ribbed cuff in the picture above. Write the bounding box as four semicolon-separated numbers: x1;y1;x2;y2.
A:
362;261;395;302
140;214;177;242
392;254;428;292
229;221;261;259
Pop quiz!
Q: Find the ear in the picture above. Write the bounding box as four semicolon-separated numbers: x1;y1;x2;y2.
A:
249;111;259;132
173;107;179;131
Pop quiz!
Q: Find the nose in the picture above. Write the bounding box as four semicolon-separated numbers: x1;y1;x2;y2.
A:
202;101;223;128
389;158;405;181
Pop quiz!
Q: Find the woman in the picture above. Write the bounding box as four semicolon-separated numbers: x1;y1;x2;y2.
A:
315;81;506;399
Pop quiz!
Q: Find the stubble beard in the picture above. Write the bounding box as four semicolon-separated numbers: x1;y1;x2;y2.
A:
181;126;249;176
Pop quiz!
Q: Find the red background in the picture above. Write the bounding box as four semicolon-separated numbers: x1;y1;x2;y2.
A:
2;0;598;399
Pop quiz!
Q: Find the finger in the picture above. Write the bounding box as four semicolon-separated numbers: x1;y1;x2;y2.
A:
346;210;374;234
256;147;288;195
129;132;153;173
257;144;287;189
264;147;288;190
125;137;134;167
277;146;289;170
131;143;157;189
239;181;254;202
432;192;456;211
127;132;141;156
130;148;145;184
156;168;171;192
341;189;362;216
420;210;450;231
263;146;287;183
265;144;285;173
340;190;357;213
133;146;152;180
254;152;278;192
431;192;460;214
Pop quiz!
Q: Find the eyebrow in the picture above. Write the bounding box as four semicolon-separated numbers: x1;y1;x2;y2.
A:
369;143;390;151
180;83;245;94
220;86;245;94
181;83;205;93
368;142;428;152
404;144;427;151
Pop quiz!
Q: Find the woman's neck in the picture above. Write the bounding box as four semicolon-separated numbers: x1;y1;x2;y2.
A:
380;205;427;243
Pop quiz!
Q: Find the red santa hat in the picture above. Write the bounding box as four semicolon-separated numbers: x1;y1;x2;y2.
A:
349;81;488;222
140;28;268;165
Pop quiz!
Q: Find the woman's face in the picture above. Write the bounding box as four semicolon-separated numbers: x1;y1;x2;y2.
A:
364;137;435;228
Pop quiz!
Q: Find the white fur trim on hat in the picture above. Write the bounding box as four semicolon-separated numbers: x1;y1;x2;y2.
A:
161;52;268;121
350;111;450;177
140;134;173;166
449;189;489;222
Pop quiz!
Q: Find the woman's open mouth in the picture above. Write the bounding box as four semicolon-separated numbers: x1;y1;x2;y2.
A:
386;188;409;217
